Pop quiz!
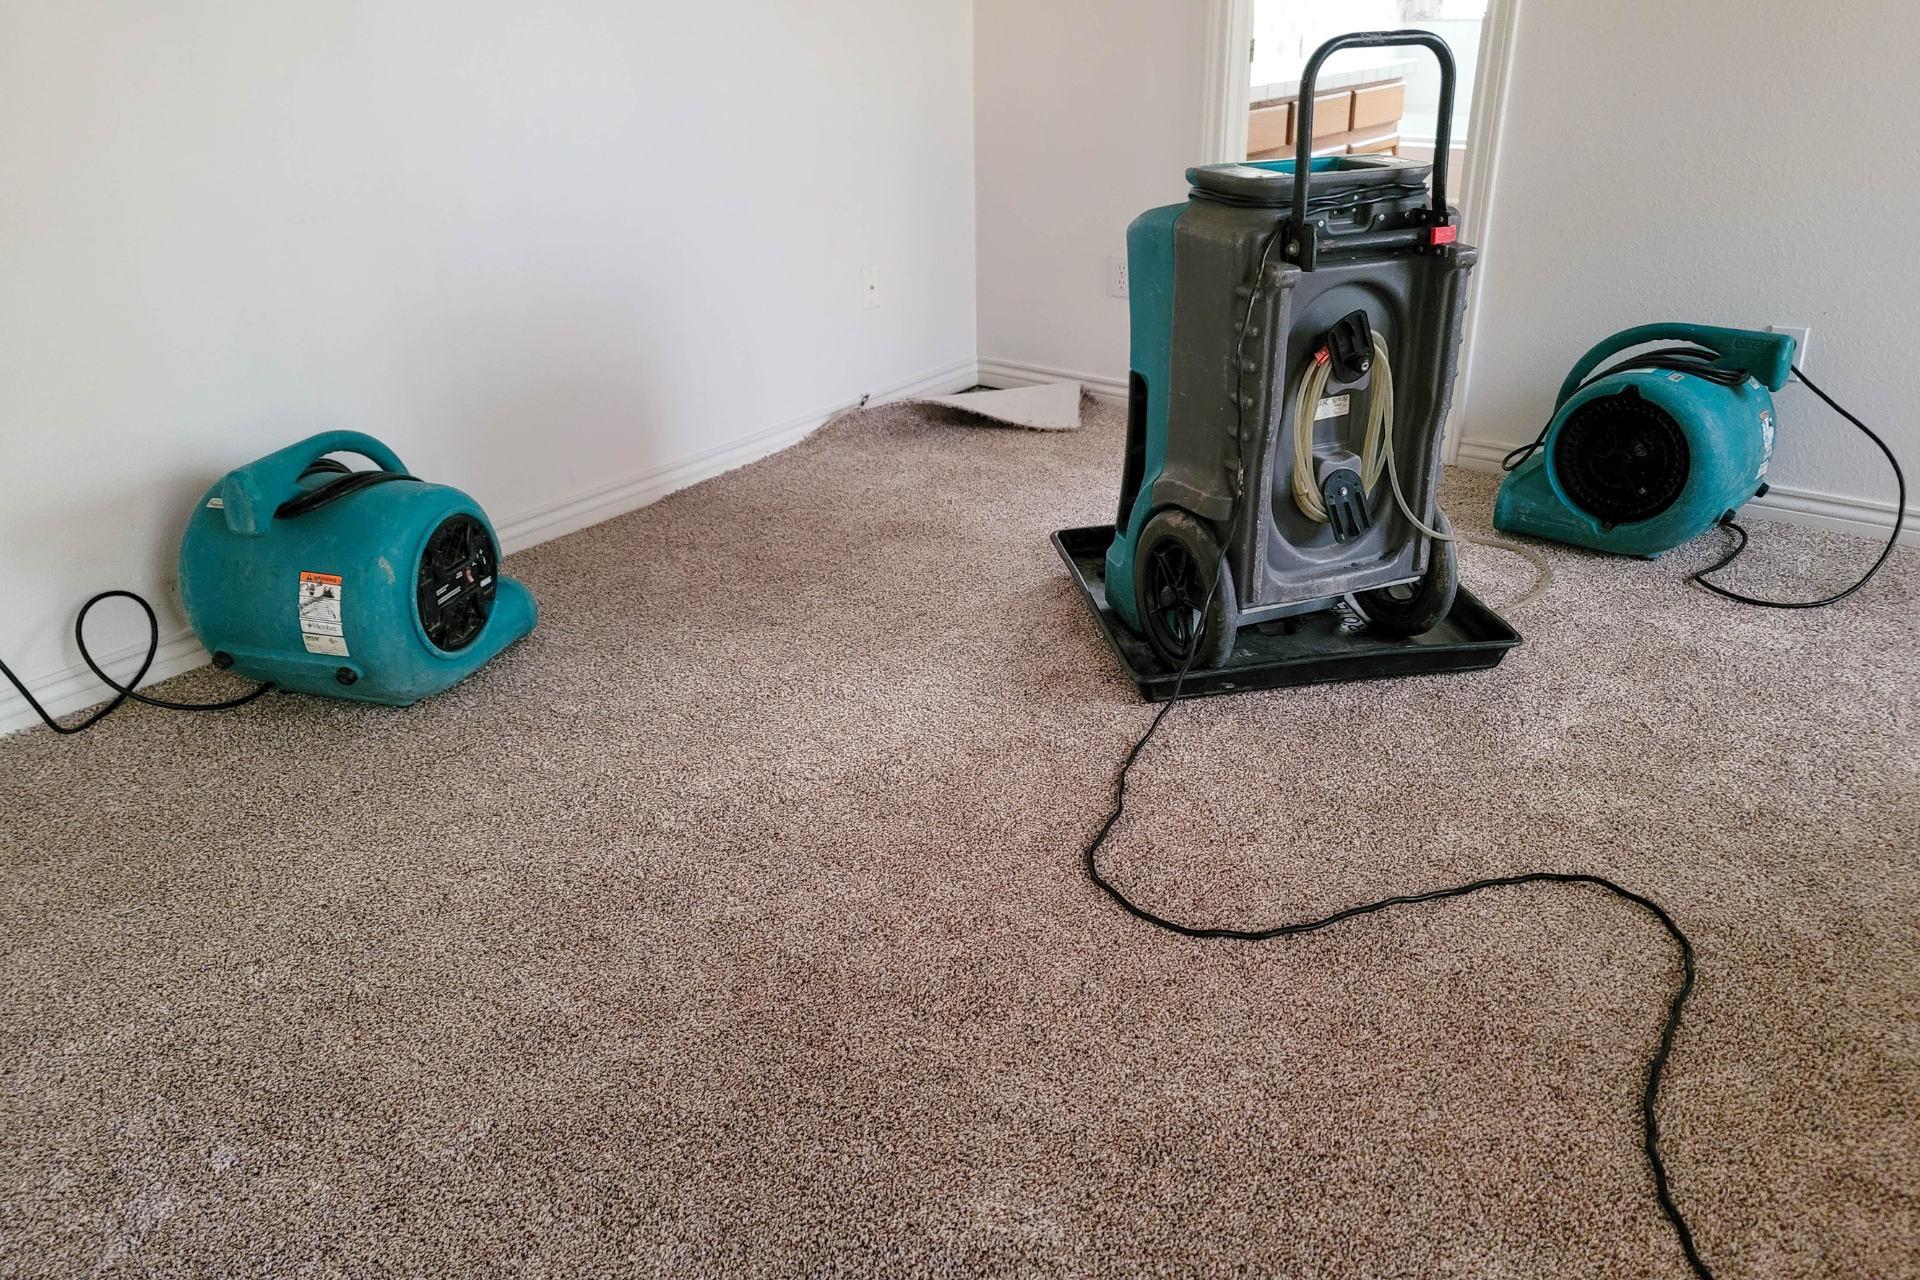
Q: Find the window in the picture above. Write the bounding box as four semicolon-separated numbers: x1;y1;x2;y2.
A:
1248;0;1487;173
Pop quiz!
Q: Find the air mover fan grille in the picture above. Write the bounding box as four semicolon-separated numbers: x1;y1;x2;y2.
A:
416;514;498;652
1552;390;1691;526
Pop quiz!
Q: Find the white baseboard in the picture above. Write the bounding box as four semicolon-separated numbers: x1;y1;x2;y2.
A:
1739;481;1917;545
977;357;1128;403
1451;438;1519;473
1452;435;1917;546
1;354;980;738
0;628;213;739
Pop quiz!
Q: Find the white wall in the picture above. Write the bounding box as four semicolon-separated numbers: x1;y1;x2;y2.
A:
1;0;976;733
973;0;1208;394
1455;0;1918;539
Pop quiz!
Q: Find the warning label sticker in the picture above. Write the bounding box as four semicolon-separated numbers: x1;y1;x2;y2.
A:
298;572;348;657
1314;393;1351;421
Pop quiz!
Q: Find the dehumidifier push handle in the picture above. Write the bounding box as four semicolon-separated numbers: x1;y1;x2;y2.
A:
1554;324;1796;409
219;430;411;536
1290;30;1456;270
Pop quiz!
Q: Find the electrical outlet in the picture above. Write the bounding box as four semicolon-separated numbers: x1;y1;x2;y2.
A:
1108;256;1129;299
860;265;879;310
1768;324;1811;372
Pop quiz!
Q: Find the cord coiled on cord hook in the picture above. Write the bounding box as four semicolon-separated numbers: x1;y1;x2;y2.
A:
1288;331;1554;610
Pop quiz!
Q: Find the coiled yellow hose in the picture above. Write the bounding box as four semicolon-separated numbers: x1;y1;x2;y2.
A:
1289;333;1448;538
1288;331;1552;608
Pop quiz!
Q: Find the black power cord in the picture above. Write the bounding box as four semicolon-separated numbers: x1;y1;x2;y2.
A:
1087;577;1719;1280
1691;366;1907;609
0;591;273;735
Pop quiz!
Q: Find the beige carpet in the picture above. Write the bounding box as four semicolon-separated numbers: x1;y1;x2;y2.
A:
3;399;1916;1278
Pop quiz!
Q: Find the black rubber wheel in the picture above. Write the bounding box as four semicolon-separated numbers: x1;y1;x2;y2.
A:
1358;513;1458;637
1134;508;1239;670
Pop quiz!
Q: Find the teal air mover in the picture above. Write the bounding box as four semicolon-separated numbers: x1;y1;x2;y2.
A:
178;431;536;705
1493;324;1794;557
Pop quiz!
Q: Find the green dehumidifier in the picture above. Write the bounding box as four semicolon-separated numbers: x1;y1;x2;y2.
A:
1055;30;1519;698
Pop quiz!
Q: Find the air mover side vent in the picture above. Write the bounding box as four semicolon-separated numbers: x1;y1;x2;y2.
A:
1552;388;1691;526
417;514;499;652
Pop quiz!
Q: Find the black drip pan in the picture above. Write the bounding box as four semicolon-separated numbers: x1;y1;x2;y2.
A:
1053;526;1521;702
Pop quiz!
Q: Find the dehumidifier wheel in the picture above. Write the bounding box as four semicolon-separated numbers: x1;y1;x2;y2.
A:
1134;508;1239;671
1357;512;1458;638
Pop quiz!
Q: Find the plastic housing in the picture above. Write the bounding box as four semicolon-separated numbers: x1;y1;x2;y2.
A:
178;431;537;705
1493;324;1788;557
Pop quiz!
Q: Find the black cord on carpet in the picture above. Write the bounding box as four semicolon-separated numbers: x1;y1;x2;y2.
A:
0;590;273;735
1084;578;1718;1280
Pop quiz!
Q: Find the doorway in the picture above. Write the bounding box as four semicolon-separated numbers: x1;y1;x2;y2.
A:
1247;2;1485;180
1203;0;1522;461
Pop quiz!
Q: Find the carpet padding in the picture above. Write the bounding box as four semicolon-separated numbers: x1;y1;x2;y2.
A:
3;400;1916;1277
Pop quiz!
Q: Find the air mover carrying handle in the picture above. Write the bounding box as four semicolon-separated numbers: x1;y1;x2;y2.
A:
1554;324;1796;409
219;430;411;536
1291;30;1456;270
